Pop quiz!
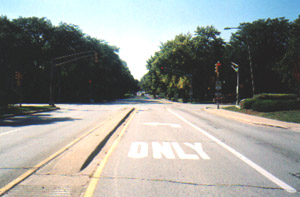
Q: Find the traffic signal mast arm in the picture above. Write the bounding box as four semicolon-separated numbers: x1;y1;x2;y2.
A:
54;51;98;67
231;62;239;72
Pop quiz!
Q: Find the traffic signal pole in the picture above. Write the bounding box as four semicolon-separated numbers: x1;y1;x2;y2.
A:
215;61;221;109
49;51;98;106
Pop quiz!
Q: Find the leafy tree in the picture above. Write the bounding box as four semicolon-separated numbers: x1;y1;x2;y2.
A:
0;16;138;106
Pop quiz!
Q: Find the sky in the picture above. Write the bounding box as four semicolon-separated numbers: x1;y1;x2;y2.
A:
1;0;300;80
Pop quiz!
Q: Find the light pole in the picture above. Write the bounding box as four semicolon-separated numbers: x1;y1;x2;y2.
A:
231;62;239;105
224;27;255;97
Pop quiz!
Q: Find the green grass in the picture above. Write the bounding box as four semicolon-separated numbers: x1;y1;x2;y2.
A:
0;105;58;117
224;106;300;124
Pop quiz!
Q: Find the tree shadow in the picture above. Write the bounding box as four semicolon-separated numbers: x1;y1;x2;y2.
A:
106;97;165;105
0;112;79;127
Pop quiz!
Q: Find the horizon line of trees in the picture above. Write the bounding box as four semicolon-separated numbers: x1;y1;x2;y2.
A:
141;16;300;102
0;16;139;106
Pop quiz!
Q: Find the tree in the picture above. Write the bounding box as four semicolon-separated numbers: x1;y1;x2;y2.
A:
227;18;291;98
141;26;225;102
0;16;138;106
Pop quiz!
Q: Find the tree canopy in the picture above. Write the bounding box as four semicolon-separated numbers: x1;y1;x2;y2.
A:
0;16;139;106
141;16;300;102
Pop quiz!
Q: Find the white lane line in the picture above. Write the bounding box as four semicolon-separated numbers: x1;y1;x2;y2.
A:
167;108;297;193
0;129;21;137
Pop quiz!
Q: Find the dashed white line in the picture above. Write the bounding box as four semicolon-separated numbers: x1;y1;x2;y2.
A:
168;108;297;194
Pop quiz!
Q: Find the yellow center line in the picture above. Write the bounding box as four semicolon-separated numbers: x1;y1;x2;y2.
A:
0;108;131;196
84;108;138;197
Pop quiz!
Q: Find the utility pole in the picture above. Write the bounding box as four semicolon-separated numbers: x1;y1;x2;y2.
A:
224;27;255;97
231;62;239;106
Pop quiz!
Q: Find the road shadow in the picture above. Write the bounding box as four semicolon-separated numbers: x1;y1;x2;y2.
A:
106;97;165;105
0;112;79;127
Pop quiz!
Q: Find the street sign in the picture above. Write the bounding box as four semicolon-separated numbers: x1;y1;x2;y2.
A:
215;81;222;90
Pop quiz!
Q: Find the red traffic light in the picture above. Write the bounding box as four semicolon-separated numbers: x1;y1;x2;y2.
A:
215;61;221;67
88;80;92;84
160;67;164;70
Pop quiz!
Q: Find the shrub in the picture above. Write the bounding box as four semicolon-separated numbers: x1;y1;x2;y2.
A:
240;98;255;109
252;100;300;112
253;93;298;100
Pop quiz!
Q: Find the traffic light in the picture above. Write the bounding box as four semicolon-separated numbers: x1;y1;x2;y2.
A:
215;61;221;73
94;52;98;63
15;72;22;87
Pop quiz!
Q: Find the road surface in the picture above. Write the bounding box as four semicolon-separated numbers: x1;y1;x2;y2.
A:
1;98;299;196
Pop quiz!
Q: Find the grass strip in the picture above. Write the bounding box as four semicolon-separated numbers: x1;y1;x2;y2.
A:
224;106;300;124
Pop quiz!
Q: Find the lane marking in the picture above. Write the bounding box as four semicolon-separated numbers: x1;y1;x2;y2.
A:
0;108;133;196
84;109;138;197
127;142;148;159
152;142;176;159
171;142;199;160
143;122;181;128
184;142;210;160
127;142;210;160
0;129;21;137
167;108;297;193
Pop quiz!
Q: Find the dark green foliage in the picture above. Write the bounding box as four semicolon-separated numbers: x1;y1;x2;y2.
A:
252;100;300;112
253;93;298;100
0;16;138;106
141;16;300;102
241;93;300;111
240;98;255;109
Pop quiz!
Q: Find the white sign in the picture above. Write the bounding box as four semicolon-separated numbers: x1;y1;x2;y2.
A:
128;142;210;160
143;122;181;128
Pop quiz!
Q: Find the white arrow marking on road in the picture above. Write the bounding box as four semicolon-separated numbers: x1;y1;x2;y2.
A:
143;122;181;128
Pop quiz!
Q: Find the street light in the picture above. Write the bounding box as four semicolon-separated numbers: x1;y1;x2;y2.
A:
224;27;255;97
231;62;239;105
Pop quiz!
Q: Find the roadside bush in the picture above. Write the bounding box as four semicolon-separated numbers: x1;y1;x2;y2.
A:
252;100;300;112
240;98;255;109
253;93;298;100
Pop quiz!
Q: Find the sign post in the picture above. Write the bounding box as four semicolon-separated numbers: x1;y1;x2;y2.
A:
215;61;221;109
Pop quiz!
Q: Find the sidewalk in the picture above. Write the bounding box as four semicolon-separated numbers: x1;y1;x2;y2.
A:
205;108;300;133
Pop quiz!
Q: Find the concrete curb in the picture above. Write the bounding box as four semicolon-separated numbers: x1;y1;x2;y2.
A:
204;108;300;132
0;107;135;196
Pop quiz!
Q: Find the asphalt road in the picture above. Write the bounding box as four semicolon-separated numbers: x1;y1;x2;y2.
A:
0;104;123;189
0;98;299;196
93;100;300;196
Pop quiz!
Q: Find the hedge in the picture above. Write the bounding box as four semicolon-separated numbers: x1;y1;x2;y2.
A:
240;93;300;112
240;98;255;109
252;100;300;112
253;93;298;100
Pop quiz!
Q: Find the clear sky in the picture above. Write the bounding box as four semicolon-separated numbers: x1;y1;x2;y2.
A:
1;0;299;80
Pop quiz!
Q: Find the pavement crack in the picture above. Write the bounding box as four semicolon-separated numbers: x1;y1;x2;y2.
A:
100;176;285;191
